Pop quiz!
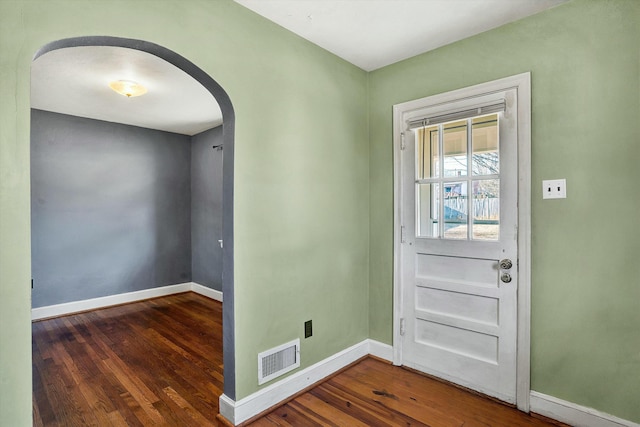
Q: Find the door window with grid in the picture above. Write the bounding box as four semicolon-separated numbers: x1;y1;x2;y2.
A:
416;114;500;241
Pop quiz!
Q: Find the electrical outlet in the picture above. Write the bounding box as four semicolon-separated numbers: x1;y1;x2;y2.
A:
542;179;566;199
304;320;312;338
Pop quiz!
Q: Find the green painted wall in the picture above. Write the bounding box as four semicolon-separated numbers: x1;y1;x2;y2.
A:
3;0;639;425
0;0;368;424
368;0;640;422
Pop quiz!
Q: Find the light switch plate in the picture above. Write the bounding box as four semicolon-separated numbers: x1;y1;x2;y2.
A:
542;179;566;199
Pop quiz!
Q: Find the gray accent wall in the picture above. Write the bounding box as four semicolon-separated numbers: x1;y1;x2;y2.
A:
31;109;193;308
191;126;224;291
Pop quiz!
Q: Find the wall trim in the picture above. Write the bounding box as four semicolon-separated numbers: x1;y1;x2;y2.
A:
530;391;640;427
31;282;222;320
367;339;394;362
191;282;223;302
219;340;391;425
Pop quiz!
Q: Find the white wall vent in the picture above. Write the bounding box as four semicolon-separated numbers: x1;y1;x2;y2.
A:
258;338;300;385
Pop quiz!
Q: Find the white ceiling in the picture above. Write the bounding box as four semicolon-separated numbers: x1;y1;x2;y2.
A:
31;46;223;136
31;1;567;134
234;0;568;71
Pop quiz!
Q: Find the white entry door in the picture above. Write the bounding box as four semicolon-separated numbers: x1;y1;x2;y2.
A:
394;76;529;404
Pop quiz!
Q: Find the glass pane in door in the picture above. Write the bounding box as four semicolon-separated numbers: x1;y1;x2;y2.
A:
472;115;499;176
417;126;439;179
443;181;467;239
417;183;439;237
472;179;499;240
443;120;467;177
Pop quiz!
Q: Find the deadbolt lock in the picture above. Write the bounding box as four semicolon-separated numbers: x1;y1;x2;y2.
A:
499;259;513;270
501;272;512;283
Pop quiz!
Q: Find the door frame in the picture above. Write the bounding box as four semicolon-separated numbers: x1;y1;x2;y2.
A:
392;72;532;412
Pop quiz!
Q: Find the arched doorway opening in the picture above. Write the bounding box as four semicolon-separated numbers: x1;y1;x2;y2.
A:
30;36;236;403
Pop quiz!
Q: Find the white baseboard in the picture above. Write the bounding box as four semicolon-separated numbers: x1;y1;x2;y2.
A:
530;391;639;427
367;339;393;362
190;282;223;302
219;340;392;425
31;281;222;320
219;339;373;425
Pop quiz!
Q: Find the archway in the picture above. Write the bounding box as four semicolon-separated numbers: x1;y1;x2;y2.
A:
31;36;236;400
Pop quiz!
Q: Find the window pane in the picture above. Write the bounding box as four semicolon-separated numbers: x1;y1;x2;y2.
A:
443;181;467;239
417;183;439;237
472;114;499;176
443;120;467;177
472;179;499;240
417;126;439;179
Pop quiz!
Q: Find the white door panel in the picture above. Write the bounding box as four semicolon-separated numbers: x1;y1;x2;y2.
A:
397;85;519;403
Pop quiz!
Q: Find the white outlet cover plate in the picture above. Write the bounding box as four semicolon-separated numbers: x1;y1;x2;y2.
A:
542;179;566;199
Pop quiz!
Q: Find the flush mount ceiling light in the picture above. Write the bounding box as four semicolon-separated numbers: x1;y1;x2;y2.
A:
109;80;147;98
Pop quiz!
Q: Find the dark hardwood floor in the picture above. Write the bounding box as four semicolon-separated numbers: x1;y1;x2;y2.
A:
32;292;223;426
33;292;565;426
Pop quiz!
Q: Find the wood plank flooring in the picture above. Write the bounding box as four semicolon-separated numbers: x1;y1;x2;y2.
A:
247;358;567;427
32;292;223;426
33;292;565;426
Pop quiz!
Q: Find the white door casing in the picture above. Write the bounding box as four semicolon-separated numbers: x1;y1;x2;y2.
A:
392;73;531;411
